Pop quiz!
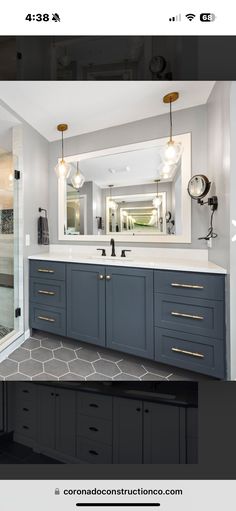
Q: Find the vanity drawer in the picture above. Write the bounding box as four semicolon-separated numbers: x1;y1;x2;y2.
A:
154;294;224;339
77;436;112;463
30;260;65;281
30;278;66;308
155;328;225;378
15;383;37;403
29;304;66;335
154;270;225;301
77;415;112;445
14;420;36;439
77;392;113;420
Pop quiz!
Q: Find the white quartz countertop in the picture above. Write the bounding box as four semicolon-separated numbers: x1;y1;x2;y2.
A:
28;252;227;274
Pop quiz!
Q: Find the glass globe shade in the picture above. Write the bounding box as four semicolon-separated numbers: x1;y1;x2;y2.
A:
109;199;118;211
161;140;182;165
71;169;85;189
54;159;71;179
152;196;162;208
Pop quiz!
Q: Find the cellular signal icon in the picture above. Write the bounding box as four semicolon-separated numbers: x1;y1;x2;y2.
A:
169;14;181;21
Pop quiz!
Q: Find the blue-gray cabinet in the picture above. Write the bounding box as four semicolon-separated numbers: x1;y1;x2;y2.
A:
67;264;154;358
29;260;226;378
67;264;106;347
154;269;226;379
105;266;154;358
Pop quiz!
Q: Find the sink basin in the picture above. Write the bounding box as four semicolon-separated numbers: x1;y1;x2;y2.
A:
124;390;176;400
90;256;134;262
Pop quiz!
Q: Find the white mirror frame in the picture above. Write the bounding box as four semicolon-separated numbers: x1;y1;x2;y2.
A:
58;133;191;243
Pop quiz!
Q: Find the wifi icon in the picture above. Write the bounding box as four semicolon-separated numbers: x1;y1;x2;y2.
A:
186;13;196;21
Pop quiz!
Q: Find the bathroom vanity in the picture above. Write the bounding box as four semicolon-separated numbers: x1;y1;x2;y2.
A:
29;254;226;379
7;382;198;464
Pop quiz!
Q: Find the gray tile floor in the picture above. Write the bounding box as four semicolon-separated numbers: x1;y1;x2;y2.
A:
0;330;211;381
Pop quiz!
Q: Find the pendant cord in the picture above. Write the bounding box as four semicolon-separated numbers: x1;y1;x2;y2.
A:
62;131;64;160
170;100;172;141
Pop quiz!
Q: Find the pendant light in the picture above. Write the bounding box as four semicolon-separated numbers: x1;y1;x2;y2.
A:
54;124;71;178
108;185;118;210
160;92;182;165
152;179;162;208
160;162;177;180
71;161;85;190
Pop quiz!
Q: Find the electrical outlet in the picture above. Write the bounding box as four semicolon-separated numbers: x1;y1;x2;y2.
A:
25;234;30;246
207;238;212;248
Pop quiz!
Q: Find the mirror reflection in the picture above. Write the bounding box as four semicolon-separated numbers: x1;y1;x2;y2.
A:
64;139;185;237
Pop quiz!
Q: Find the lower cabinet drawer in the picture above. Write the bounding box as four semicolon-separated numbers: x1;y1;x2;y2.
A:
77;414;112;445
14;418;36;439
15;383;36;402
77;392;113;420
29;304;66;335
30;279;65;308
77;436;112;463
155;294;224;339
155;328;225;378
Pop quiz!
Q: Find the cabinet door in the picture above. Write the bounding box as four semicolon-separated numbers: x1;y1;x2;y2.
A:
38;386;56;450
55;388;76;457
143;402;182;464
67;264;106;346
106;267;154;358
113;397;142;463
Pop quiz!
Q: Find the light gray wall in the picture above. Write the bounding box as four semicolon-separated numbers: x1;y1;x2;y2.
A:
230;83;236;379
207;82;231;378
49;104;208;249
22;123;49;330
207;82;231;270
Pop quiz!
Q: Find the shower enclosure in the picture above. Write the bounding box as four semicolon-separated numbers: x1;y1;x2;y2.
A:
0;148;21;348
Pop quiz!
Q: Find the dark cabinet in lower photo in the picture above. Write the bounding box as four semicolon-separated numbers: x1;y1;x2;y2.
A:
4;382;198;465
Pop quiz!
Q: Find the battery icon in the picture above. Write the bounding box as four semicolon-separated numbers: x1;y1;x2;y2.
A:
200;13;216;22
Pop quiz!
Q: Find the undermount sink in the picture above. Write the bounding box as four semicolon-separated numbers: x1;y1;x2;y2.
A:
124;390;177;400
90;255;134;262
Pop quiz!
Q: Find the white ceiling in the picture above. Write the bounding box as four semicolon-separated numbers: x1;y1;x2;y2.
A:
74;145;163;187
0;81;214;142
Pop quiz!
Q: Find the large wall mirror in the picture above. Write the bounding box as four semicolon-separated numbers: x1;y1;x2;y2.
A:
58;133;191;243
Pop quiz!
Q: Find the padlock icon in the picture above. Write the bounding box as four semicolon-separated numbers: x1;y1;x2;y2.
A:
55;488;60;495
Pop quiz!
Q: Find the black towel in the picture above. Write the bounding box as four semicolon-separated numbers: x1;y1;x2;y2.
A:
38;215;49;245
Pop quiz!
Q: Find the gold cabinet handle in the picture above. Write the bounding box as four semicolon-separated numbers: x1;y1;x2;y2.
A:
171;347;204;359
171;311;204;320
106;275;112;281
37;268;55;274
98;274;105;280
38;290;55;296
37;315;55;323
171;282;204;289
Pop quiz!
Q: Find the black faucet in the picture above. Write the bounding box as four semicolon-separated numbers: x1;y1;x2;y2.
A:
110;238;116;257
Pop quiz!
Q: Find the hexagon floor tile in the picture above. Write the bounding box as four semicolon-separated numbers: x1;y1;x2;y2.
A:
0;330;212;381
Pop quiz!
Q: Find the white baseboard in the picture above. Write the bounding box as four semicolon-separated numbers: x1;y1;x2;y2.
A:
24;329;30;341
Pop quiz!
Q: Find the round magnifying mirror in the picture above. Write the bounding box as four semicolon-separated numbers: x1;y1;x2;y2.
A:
187;174;211;199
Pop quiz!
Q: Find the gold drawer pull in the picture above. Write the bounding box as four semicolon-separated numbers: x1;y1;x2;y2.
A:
171;311;204;320
37;268;54;274
38;290;55;296
37;315;55;323
171;282;204;289
171;347;204;359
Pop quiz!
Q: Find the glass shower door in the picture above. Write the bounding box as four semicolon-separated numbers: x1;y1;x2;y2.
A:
0;149;21;346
